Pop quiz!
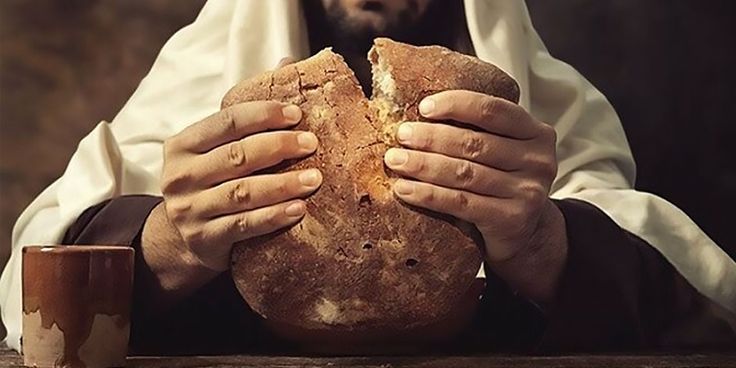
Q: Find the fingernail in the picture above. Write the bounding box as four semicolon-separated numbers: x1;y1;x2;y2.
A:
285;202;306;217
297;132;318;151
299;169;322;187
282;105;302;124
419;98;435;116
385;148;408;166
394;180;414;195
397;123;413;143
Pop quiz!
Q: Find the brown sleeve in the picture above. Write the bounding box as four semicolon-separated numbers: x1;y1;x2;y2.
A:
469;198;733;353
62;195;162;246
537;198;733;352
62;196;268;355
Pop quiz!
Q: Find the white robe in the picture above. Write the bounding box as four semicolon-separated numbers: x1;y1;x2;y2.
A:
2;0;734;351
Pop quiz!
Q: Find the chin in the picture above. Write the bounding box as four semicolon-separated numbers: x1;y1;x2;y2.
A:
321;0;433;40
347;11;391;34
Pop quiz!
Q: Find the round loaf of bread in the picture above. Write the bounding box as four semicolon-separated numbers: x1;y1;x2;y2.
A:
221;38;520;342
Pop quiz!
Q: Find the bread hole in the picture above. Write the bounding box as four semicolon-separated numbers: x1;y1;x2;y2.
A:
362;242;373;250
405;258;419;268
359;193;372;207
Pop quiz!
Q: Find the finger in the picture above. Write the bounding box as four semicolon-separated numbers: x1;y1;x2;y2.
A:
204;199;308;245
194;130;319;186
395;122;529;171
384;148;516;197
391;179;496;225
171;101;303;153
392;179;552;263
275;57;297;69
419;90;540;139
195;169;323;218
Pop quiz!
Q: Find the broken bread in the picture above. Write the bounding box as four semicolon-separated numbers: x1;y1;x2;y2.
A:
222;38;520;342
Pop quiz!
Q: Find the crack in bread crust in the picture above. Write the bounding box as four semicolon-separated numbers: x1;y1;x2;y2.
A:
223;38;520;338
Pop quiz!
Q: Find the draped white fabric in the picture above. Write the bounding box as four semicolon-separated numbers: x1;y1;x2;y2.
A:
2;0;734;351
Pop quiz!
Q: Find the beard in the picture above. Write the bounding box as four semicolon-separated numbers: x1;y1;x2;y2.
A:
304;0;464;56
322;1;420;48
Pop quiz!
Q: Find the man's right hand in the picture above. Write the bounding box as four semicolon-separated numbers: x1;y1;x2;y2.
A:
140;101;321;299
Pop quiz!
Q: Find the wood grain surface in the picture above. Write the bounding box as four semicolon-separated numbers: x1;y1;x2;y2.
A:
2;347;735;368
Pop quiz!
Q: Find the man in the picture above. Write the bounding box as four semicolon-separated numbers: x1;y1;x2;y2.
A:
2;0;735;353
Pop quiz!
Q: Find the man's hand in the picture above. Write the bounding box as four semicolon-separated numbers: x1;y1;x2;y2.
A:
159;101;321;270
141;100;321;301
383;90;568;304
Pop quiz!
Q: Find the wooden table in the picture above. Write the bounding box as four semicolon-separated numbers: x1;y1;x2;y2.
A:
2;347;734;367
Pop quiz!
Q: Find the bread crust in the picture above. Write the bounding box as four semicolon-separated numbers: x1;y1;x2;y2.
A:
370;37;520;122
222;39;519;337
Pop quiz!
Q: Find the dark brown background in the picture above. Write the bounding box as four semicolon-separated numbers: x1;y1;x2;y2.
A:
0;0;734;339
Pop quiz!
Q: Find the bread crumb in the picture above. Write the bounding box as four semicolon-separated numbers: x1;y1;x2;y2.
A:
314;298;341;325
369;46;406;147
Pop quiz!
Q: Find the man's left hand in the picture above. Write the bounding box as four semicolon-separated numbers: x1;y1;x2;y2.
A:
384;90;568;304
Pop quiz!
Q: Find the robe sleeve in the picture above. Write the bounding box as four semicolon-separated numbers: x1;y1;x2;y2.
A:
537;198;705;351
475;198;734;352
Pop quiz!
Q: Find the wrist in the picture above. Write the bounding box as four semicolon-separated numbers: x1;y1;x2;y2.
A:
140;202;221;300
485;200;568;306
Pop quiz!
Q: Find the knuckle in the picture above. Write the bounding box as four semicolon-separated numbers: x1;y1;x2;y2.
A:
161;170;194;194
234;214;251;234
417;185;435;204
165;199;191;223
254;101;280;123
542;158;558;179
229;181;252;205
277;134;294;154
274;179;290;196
540;157;558;179
217;107;238;138
539;123;557;143
179;226;204;245
404;152;423;174
413;153;426;173
461;132;486;160
521;182;548;208
478;97;500;120
267;208;283;227
453;190;470;210
227;142;248;168
525;153;557;179
454;161;476;188
414;125;432;149
265;133;292;159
